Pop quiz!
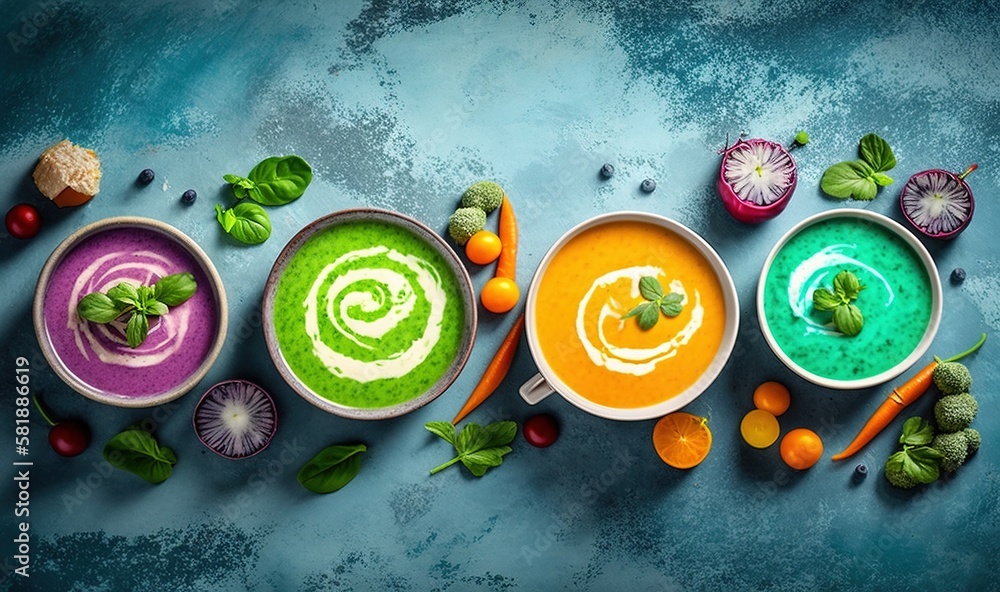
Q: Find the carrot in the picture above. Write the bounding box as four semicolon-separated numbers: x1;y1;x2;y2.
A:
831;333;987;461
452;313;525;425
495;193;517;281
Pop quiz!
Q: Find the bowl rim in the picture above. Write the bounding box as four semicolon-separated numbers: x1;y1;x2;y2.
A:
755;208;943;390
32;216;229;408
523;210;740;421
261;207;477;420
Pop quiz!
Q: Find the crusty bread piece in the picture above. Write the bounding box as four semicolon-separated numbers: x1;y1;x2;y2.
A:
33;139;102;207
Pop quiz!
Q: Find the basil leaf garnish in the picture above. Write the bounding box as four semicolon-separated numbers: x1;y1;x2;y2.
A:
297;444;367;494
103;429;177;484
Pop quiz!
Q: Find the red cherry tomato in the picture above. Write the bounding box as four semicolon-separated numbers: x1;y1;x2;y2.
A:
5;203;41;239
523;414;559;448
49;420;91;457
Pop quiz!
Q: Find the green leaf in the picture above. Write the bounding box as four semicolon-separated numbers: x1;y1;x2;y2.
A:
106;283;140;306
215;204;237;232
425;421;456;446
478;421;517;449
428;420;517;477
246;155;313;206
461;447;511;477
144;300;169;317
126;312;149;348
296;444;367;494
871;172;894;187
858;133;896;173
216;202;272;245
899;417;935;446
902;445;943;484
103;429;177;484
153;272;198;307
833;304;864;337
638;302;660;329
77;293;128;323
820;160;877;200
621;302;649;321
638;276;663;301
833;270;863;301
812;288;842;312
659;292;683;317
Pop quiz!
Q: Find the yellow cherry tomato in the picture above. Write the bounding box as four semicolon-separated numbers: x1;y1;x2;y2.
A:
481;277;520;313
779;428;823;470
740;409;780;449
465;230;503;265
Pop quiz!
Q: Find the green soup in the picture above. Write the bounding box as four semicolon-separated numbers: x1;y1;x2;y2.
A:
273;220;465;408
762;216;933;381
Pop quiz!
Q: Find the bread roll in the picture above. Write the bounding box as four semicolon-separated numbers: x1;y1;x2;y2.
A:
33;139;102;207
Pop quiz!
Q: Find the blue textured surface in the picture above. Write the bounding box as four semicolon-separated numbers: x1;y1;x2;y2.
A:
1;1;998;590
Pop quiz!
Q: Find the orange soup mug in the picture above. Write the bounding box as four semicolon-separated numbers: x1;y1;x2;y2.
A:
519;212;740;420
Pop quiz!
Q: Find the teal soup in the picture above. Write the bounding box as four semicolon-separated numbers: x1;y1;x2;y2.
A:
273;219;465;408
762;217;933;381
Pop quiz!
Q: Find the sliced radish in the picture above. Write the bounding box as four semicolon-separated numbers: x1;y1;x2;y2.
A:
900;165;976;239
193;380;277;459
717;138;798;223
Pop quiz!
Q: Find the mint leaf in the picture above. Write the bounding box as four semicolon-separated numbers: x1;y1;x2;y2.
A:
859;133;896;173
638;276;663;301
424;421;456;446
621;301;650;321
871;172;894;187
144;300;169;317
659;293;683;317
638;302;660;329
428;420;517;477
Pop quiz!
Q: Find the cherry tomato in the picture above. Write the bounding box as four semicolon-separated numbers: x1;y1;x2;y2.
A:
481;277;520;313
779;428;823;470
49;420;91;457
523;414;559;448
5;203;41;239
465;230;502;265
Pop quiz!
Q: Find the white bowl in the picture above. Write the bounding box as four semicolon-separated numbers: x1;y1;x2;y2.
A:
519;211;740;421
756;209;942;389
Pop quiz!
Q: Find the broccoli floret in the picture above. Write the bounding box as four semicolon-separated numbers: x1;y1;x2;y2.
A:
963;428;981;455
884;453;920;489
932;361;972;395
934;393;978;433
447;207;486;245
932;431;969;473
460;181;504;213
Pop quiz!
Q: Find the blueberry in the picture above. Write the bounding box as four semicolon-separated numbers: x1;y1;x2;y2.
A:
136;169;155;185
181;189;197;205
640;178;656;193
950;267;966;284
599;163;615;179
852;463;868;483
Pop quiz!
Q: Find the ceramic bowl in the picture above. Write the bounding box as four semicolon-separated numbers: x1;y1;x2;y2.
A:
262;208;477;420
519;211;740;421
757;209;942;389
33;217;228;407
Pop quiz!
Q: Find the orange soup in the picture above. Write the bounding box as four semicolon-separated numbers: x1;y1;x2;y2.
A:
533;220;727;408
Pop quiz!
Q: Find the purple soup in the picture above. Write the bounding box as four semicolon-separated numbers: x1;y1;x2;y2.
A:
41;227;220;399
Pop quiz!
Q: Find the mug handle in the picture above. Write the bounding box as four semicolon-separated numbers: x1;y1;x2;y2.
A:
519;373;554;405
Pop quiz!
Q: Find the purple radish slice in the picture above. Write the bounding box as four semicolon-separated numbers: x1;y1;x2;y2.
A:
717;138;798;223
193;380;277;460
900;164;976;239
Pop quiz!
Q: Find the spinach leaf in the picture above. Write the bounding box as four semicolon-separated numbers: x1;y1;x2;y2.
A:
103;429;177;484
297;444;367;494
901;445;944;484
215;202;272;245
246;155;313;206
899;417;934;446
427;420;517;477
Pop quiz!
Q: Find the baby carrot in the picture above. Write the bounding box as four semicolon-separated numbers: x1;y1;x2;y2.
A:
495;193;517;281
451;314;525;425
831;333;986;461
